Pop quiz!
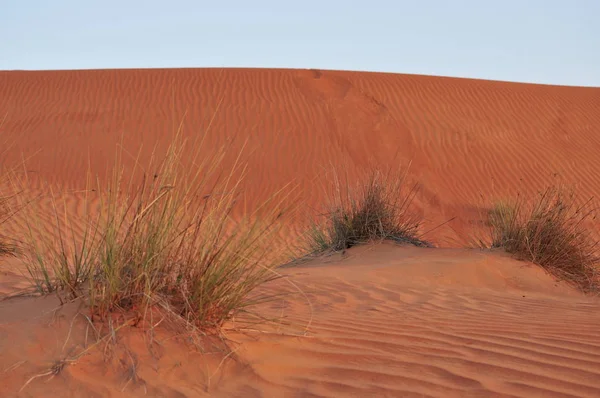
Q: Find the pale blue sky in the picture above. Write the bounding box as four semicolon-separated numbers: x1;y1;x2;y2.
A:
1;0;598;86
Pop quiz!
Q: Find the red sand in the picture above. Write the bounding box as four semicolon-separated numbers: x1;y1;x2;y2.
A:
1;68;600;397
2;68;600;243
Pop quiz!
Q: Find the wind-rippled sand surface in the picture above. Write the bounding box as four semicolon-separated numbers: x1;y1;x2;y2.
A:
1;68;600;397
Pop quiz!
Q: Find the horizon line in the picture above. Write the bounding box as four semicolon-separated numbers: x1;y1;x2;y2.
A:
1;66;598;89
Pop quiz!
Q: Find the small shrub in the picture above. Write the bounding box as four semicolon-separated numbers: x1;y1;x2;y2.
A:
304;167;431;254
484;187;599;293
18;132;290;332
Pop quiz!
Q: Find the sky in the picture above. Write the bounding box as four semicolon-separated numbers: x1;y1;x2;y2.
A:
1;0;598;87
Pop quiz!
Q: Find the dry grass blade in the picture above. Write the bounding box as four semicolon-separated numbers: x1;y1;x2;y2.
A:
19;359;68;393
3;360;26;373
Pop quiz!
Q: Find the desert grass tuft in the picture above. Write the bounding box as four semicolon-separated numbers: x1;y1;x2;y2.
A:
303;166;431;255
481;187;599;293
17;127;291;332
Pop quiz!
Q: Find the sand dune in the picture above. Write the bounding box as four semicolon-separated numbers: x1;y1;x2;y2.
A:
2;68;600;244
2;244;600;397
1;68;600;397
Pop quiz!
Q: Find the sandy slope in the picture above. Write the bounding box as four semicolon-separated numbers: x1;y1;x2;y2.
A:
1;244;600;397
1;68;600;243
1;68;600;397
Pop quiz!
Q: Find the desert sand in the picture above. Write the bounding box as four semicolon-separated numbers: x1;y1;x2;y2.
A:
1;68;600;397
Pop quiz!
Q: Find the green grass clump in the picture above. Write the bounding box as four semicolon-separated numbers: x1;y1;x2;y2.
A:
18;132;290;332
484;187;599;293
304;167;431;255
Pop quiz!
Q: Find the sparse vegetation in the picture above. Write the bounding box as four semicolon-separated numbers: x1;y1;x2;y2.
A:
482;187;599;293
16;131;291;332
303;167;431;255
